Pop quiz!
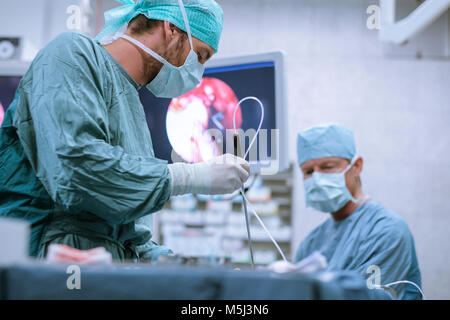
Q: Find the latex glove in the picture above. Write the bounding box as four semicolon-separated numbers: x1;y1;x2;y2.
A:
167;154;250;196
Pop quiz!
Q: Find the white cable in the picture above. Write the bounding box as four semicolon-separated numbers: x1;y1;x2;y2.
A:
232;96;265;159
376;280;426;300
241;192;288;263
232;96;288;263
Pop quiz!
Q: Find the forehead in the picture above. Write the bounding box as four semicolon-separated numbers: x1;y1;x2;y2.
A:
300;157;349;170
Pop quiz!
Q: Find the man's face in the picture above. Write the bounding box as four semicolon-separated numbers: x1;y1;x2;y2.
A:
300;156;361;195
164;23;215;67
300;157;350;179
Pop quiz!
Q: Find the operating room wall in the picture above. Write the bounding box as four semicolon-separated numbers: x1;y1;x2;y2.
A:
0;0;92;60
214;0;450;299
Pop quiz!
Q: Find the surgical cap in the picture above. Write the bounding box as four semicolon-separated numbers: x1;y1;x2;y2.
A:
297;124;356;166
95;0;224;52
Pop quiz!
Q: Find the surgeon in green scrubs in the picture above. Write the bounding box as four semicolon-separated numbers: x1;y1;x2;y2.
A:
0;0;250;262
295;124;422;299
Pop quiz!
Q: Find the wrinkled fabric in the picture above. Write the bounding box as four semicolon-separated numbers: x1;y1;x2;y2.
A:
96;0;224;52
297;123;356;166
134;213;173;261
37;234;135;261
0;32;172;261
295;200;422;300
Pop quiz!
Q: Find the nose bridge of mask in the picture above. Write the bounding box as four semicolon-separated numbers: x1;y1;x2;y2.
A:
309;155;359;188
310;156;355;181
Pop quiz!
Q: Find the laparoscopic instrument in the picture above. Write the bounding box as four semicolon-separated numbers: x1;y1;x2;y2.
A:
232;97;288;268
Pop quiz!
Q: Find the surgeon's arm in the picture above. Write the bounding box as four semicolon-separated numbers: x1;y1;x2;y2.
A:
17;54;171;225
350;224;421;299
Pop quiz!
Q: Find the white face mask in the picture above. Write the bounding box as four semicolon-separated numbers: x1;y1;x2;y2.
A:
304;157;368;213
120;0;204;98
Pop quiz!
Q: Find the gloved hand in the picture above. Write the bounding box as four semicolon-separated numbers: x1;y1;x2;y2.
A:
167;154;250;196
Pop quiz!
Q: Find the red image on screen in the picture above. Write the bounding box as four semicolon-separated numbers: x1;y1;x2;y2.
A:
166;77;243;163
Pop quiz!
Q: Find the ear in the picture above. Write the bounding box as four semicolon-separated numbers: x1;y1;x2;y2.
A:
162;21;177;40
353;157;363;175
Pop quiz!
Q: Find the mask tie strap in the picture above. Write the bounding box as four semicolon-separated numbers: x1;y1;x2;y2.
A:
345;155;370;203
352;194;371;203
177;0;194;50
120;34;170;65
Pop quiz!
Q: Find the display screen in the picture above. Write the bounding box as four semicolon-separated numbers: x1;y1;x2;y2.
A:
140;62;277;163
0;76;21;127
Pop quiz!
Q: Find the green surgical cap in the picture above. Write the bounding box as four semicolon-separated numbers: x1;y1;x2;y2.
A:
297;124;356;166
95;0;224;52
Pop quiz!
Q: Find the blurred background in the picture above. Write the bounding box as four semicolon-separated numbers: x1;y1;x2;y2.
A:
0;0;449;299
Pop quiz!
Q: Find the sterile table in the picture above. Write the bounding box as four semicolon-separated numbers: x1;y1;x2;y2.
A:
0;262;392;300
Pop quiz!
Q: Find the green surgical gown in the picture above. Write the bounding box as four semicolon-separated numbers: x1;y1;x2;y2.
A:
0;32;172;261
295;200;422;299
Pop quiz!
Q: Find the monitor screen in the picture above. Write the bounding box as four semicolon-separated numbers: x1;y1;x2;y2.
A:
0;76;21;126
139;61;277;164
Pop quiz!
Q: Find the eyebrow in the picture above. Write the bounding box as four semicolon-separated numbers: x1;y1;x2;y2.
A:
321;160;340;166
302;161;337;172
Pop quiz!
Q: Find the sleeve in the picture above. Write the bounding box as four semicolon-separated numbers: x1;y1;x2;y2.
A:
134;214;173;261
349;221;421;299
295;229;318;263
16;39;172;225
295;239;308;263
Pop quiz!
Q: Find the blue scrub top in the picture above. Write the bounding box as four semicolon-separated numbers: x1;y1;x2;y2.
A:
295;200;422;299
0;32;172;259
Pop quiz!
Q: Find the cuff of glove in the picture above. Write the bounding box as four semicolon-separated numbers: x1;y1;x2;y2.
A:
167;162;211;196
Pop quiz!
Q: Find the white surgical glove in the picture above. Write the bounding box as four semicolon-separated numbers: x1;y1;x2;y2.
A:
167;154;250;196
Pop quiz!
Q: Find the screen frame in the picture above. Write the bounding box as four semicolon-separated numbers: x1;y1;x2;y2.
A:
204;51;289;173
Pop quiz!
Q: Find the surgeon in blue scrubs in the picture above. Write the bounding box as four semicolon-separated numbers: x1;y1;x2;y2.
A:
295;123;422;300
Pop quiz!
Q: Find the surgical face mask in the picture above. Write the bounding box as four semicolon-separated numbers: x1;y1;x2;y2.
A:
304;157;365;213
120;1;204;98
